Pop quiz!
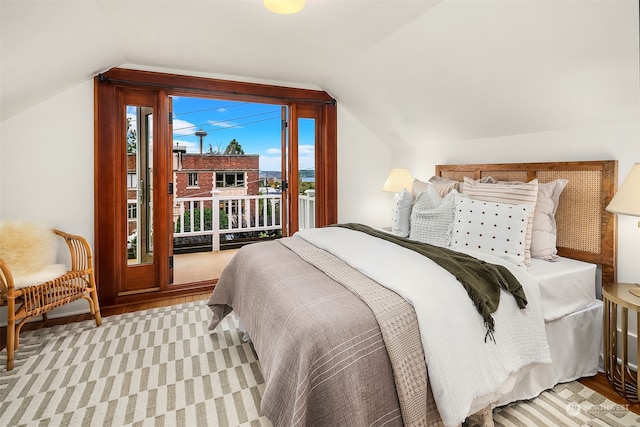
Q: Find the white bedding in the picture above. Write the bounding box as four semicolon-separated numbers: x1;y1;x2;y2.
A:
528;256;596;322
296;227;552;427
497;300;602;406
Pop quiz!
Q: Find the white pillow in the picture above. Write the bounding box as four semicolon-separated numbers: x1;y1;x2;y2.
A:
461;177;538;266
410;186;456;247
531;179;569;261
451;194;533;266
391;189;412;237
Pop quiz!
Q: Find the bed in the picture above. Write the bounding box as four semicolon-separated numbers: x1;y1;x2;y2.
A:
208;160;617;427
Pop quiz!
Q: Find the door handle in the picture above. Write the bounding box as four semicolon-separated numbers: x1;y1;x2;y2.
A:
138;179;145;203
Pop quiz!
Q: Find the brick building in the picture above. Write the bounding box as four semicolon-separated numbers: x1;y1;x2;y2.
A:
173;149;260;200
126;149;260;236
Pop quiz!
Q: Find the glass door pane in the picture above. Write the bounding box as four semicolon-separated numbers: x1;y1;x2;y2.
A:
169;97;285;284
298;118;315;230
126;105;154;266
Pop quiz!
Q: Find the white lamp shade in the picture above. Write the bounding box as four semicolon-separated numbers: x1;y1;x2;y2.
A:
382;168;413;192
264;0;305;14
606;163;640;217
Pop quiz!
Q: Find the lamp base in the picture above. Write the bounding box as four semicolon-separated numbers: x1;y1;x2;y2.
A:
629;287;640;298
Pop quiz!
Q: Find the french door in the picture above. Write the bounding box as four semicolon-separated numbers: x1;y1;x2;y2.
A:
119;91;174;295
95;68;336;308
281;104;325;235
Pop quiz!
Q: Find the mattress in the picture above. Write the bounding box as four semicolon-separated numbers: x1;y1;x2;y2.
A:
527;256;597;322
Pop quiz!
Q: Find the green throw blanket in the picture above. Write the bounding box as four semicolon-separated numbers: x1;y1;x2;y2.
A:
333;223;528;342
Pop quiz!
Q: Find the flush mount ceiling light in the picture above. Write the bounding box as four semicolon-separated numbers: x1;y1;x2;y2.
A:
264;0;305;15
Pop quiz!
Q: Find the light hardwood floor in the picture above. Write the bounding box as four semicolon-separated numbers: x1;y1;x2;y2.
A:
173;249;239;285
3;291;639;416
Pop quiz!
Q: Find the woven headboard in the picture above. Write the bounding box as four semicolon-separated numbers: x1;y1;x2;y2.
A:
435;160;618;286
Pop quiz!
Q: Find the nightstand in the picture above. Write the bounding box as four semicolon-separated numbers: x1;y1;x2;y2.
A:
603;283;640;402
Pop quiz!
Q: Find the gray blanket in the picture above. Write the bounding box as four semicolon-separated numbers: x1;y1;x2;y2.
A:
208;237;493;427
208;239;403;426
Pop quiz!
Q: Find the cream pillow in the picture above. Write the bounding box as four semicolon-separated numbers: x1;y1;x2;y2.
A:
531;179;569;261
461;177;538;266
413;176;497;200
427;176;461;197
410;186;456;247
451;194;532;266
412;177;460;200
412;178;431;200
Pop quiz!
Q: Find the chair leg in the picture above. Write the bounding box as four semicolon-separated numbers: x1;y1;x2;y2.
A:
90;287;102;327
6;308;15;371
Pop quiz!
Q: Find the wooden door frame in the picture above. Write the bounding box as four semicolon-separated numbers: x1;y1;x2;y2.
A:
94;68;337;308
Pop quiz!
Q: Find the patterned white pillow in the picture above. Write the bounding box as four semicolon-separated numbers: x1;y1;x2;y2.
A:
461;177;538;266
451;194;533;266
391;189;412;237
410;186;456;247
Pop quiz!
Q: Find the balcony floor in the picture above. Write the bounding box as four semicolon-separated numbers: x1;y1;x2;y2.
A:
173;248;239;285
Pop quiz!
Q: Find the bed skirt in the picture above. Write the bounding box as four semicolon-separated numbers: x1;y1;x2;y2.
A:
496;300;602;406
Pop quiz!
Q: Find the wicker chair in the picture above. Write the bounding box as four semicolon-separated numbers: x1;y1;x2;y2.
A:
0;227;102;371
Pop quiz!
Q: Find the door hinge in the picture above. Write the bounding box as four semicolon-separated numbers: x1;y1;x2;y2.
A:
281;180;288;191
168;182;173;195
169;255;174;269
168;112;173;125
282;120;288;130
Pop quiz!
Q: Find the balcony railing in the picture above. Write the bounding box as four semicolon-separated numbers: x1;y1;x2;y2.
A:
298;190;315;232
167;191;315;251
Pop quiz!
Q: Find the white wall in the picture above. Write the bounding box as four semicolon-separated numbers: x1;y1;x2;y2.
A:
337;105;392;228
1;79;95;238
0;79;96;319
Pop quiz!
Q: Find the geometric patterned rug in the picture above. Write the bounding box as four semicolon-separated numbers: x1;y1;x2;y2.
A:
0;301;271;427
1;301;638;427
493;382;639;427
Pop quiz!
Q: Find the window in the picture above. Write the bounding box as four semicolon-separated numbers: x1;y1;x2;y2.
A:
219;200;239;215
216;172;245;188
127;173;138;189
188;173;199;187
127;203;137;220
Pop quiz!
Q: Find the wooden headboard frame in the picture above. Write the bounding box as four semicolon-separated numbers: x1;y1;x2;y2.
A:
435;160;618;286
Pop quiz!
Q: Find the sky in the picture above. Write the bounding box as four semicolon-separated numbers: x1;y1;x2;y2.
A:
171;96;315;172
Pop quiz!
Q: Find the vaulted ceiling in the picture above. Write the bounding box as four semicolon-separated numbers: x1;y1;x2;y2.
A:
2;0;638;147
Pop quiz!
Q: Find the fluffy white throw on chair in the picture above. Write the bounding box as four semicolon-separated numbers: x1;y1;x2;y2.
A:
0;220;67;288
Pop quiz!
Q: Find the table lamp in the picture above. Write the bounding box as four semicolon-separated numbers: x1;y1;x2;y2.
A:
382;168;413;193
606;162;640;296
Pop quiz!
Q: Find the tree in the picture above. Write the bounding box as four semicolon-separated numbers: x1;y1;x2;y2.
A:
126;117;137;153
175;208;229;232
223;139;244;155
